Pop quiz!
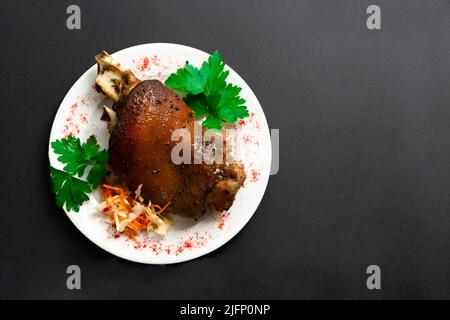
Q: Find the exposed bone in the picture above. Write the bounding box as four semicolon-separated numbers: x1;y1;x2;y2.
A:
102;105;118;132
95;51;141;102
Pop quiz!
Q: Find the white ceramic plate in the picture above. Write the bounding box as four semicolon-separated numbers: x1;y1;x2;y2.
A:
49;43;271;264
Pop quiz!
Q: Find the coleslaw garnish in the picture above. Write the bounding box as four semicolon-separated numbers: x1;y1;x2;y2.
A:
97;183;172;241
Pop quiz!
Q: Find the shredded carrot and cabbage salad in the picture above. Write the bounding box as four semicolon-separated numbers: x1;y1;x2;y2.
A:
97;184;172;240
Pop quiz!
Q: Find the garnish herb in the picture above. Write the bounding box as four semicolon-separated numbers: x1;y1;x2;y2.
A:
49;135;108;212
165;51;249;130
49;167;91;212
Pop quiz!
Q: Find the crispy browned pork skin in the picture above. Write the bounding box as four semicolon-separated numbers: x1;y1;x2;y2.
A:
96;55;246;218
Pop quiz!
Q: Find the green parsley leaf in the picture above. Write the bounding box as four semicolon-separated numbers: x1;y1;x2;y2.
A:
202;51;229;96
164;63;206;94
202;115;222;130
215;84;249;122
49;166;91;212
49;135;108;213
87;162;106;188
51;135;86;176
51;135;108;188
165;51;249;130
184;94;209;118
82;135;101;160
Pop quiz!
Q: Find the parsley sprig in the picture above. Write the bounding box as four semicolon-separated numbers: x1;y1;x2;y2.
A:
49;135;108;212
49;167;91;212
165;51;249;130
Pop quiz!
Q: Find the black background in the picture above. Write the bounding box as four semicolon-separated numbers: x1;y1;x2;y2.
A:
0;0;449;299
